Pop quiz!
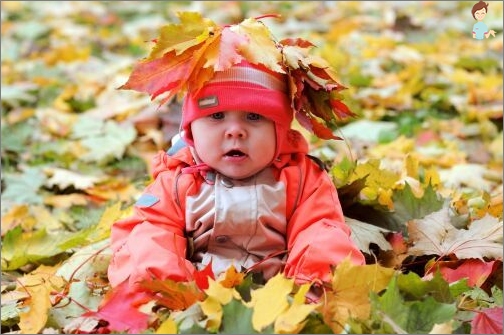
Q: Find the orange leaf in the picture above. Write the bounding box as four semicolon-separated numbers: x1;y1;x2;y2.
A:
279;37;315;48
140;277;205;310
219;265;245;288
120;49;193;101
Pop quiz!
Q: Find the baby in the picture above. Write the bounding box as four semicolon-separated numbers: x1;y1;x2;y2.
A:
108;15;365;295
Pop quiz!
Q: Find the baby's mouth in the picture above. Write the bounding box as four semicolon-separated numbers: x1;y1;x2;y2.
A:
225;149;245;157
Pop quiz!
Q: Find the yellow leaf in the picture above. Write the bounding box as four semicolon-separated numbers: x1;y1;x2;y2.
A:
349;159;399;190
231;18;283;73
200;279;241;332
87;201;124;242
429;320;454;334
156;317;177;334
198;297;223;332
405;153;419;178
377;187;394;209
1;205;33;235
18;265;66;334
204;279;235;305
149;12;217;59
423;166;441;188
274;303;318;334
247;273;293;332
293;283;311;305
322;258;396;333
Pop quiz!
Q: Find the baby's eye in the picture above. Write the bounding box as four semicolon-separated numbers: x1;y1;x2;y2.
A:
247;113;262;121
209;112;224;120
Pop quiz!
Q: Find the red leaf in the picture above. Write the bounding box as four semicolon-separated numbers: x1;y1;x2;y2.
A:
193;260;215;290
310;117;340;140
329;98;357;119
471;307;503;334
438;259;496;287
387;232;408;254
83;281;151;334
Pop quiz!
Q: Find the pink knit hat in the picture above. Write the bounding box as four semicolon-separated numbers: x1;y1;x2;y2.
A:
181;61;293;158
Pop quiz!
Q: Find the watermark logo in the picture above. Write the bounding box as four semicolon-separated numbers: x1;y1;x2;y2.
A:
471;1;496;40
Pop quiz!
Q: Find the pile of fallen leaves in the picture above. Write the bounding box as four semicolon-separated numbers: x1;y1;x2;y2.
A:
1;1;502;334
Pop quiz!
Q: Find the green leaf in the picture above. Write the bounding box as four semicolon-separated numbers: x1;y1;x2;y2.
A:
370;275;457;333
1;167;46;206
299;313;333;334
397;270;454;303
72;116;137;164
1;226;87;271
449;278;471;300
220;299;257;334
404;296;457;333
1;121;33;153
392;182;444;223
1;302;20;327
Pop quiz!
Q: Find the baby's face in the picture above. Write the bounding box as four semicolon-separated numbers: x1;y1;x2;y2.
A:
191;111;276;180
475;8;487;21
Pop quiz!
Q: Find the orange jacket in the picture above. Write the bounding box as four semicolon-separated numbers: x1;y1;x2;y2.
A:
108;130;365;289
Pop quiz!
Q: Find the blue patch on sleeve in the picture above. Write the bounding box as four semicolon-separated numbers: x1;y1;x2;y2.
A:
135;193;160;207
167;137;187;156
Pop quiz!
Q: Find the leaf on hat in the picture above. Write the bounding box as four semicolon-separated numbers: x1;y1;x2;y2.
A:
119;49;193;101
148;12;217;60
280;38;356;139
213;28;247;71
120;12;357;139
230;18;283;73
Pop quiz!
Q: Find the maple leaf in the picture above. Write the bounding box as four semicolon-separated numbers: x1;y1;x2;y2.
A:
430;259;497;287
140;277;205;311
322;259;396;333
245;273;293;332
218;264;245;288
148;12;217;59
119;49;194;101
82;281;151;334
1;226;85;271
198;279;241;332
17;265;66;334
193;260;215;290
231;17;283;72
368;276;457;334
345;216;393;254
274;283;318;333
408;206;503;260
44;167;104;190
471;307;503;334
213;27;248;71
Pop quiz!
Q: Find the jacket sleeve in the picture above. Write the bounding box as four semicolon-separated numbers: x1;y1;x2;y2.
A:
107;169;196;289
282;156;365;285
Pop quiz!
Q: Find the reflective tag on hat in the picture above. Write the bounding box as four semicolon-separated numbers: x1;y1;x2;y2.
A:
198;95;219;108
135;193;159;207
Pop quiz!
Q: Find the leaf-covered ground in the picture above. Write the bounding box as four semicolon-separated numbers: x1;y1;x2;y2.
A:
1;1;503;334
